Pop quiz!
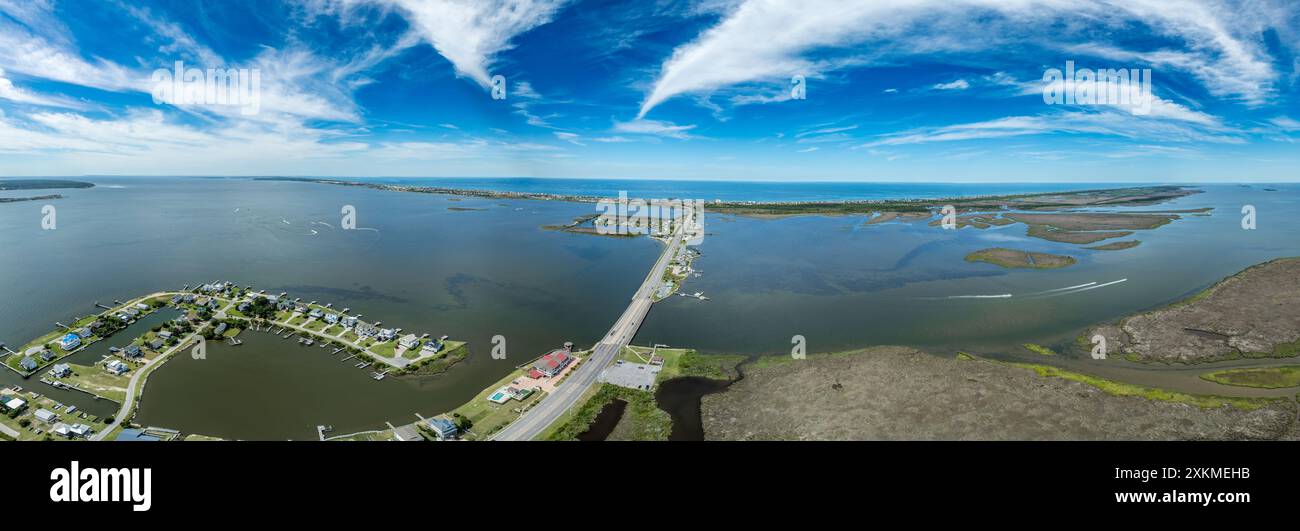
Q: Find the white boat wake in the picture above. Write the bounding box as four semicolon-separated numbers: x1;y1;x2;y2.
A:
947;294;1013;299
1031;282;1096;295
1041;278;1128;297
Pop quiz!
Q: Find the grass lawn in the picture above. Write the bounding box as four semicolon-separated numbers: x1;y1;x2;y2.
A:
324;325;343;336
370;341;397;358
342;331;360;342
59;363;129;402
304;319;327;331
621;345;745;382
450;368;543;441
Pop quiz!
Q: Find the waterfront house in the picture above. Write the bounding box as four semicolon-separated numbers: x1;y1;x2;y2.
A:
213;323;228;336
59;333;82;351
341;316;358;328
53;423;92;438
148;338;164;350
40;350;57;362
123;345;143;359
1;396;26;413
398;334;420;350
135;303;149;310
531;349;573;378
34;408;57;423
378;328;397;342
426;418;459;441
88;320;104;332
324;313;339;325
158;330;173;340
171;295;183;304
19;356;38;371
105;360;129;375
51;363;72;378
75;327;92;339
308;308;324;319
182;294;197;304
421;341;442;354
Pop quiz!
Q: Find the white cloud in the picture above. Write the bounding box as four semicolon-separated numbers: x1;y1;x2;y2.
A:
932;79;970;90
638;0;1292;116
612;118;697;139
553;131;583;145
859;107;1244;148
371;0;568;89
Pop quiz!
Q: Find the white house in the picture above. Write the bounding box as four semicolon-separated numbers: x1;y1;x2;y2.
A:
51;363;72;378
398;334;420;350
2;396;26;412
35;408;57;423
106;360;130;375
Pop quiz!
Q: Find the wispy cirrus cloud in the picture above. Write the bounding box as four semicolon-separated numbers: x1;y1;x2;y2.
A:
638;0;1293;116
612;118;697;140
365;0;569;89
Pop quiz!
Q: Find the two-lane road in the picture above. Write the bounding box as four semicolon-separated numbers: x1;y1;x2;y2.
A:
492;226;685;441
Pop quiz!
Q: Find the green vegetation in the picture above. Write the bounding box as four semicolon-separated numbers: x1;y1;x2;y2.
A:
395;342;469;375
965;248;1077;269
1201;366;1300;389
1009;362;1276;410
57;363;129;402
543;384;672;441
1022;343;1057;356
955;352;976;361
1086;240;1142;251
448;366;543;441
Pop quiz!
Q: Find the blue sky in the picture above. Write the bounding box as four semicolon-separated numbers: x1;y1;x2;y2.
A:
0;0;1298;182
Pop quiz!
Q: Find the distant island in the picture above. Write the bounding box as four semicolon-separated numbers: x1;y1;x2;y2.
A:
0;179;95;191
0;179;93;205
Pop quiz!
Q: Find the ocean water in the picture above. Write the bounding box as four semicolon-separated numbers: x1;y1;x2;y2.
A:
2;176;1297;438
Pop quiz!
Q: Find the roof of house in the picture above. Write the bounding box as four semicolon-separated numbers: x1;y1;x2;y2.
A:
19;357;37;370
427;418;457;435
533;349;572;372
115;429;161;442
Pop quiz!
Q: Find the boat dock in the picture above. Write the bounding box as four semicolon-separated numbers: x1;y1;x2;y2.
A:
316;425;333;441
371;369;389;380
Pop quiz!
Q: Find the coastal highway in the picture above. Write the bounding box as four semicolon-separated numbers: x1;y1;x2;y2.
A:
492;225;685;441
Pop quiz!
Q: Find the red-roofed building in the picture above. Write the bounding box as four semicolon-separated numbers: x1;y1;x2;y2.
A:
531;349;572;377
